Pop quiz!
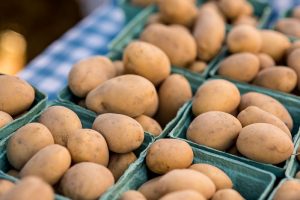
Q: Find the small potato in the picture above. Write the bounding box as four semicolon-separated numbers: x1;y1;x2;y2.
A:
218;53;260;82
187;111;242;151
260;30;291;62
237;106;291;138
189;164;233;190
92;113;144;153
131;0;156;7
0;75;35;116
155;74;192;127
68;56;116;98
7;123;54;170
123;41;171;86
257;53;275;71
138;177;162;200
218;0;245;20
293;6;300;19
60;162;115;200
108;152;137;181
212;189;244;200
0;177;54;200
253;67;297;93
288;48;300;90
159;190;206;200
86;75;159;117
146;139;193;174
120;190;146;200
236;123;294;164
158;0;197;26
0;111;13;128
113;60;124;76
239;92;293;130
0;179;15;197
135;115;162;136
20;144;71;185
227;25;262;53
287;40;300;56
67;129;109;166
188;61;207;73
275;18;300;38
192;79;240;116
273;180;300;200
234;16;257;27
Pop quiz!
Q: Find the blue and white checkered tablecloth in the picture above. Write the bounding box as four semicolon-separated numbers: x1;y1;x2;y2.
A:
17;0;300;100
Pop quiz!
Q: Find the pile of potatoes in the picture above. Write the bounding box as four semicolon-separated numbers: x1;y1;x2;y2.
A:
188;79;294;165
0;74;35;129
275;5;300;38
119;138;245;200
2;105;150;199
217;25;300;95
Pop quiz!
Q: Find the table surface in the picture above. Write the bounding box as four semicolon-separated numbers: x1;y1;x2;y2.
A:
18;0;300;100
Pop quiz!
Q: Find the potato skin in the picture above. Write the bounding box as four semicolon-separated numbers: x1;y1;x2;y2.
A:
288;48;300;91
218;0;245;20
192;79;240;116
135;115;162;136
0;75;35;116
218;53;260;82
120;190;146;200
146;139;193;174
212;189;244;200
257;53;275;71
138;176;162;200
0;179;15;197
68;56;116;98
7;123;54;170
60;162;115;200
239;92;293;130
67;129;109;166
86;75;159;117
253;67;297;93
187;111;242;151
236;123;294;164
92;113;144;153
0;111;13;128
159;190;206;200
20;144;71;185
275;18;300;38
273;180;300;200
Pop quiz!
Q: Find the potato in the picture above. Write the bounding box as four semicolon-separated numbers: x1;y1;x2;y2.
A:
260;30;291;62
159;190;206;200
155;74;192;126
275;18;300;38
138;177;162;200
113;60;124;76
131;0;156;7
67;129;109;166
218;0;245;20
212;189;244;200
0;177;54;200
158;169;216;199
123;41;171;86
20;144;71;185
141;24;197;66
0;111;13;128
189;164;233;190
120;190;146;200
135;115;162;136
157;0;197;26
193;6;225;61
218;53;260;82
192;79;240;116
237;106;291;138
60;162;114;200
0;75;35;116
296;171;300;179
257;53;275;70
92;113;144;153
236;123;294;164
253;67;297;93
188;61;207;73
239;92;293;130
108;152;137;181
0;179;15;197
7;123;54;170
187;111;242;151
273;180;300;200
288;48;300;90
86;75;159;117
293;6;300;19
146;139;193;174
38;106;82;146
68;56;116;98
227;25;262;53
234;16;257;27
240;1;253;16
287;40;300;56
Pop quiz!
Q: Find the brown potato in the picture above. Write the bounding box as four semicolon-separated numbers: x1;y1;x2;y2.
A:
187;111;242;151
0;75;35;116
212;189;244;200
275;18;300;38
218;0;245;20
92;113;144;153
135;115;162;136
113;60;125;76
188;61;207;73
288;48;300;90
236;123;294;164
120;190;146;200
60;162;115;200
192;79;240;116
146;139;193;174
138;177;162;200
159;190;206;200
68;56;116;98
20;144;71;185
0;179;15;197
218;53;260;82
38;106;82;146
0;111;13;128
234;16;257;27
257;53;275;71
273;180;300;200
7;123;54;170
86;75;159;117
